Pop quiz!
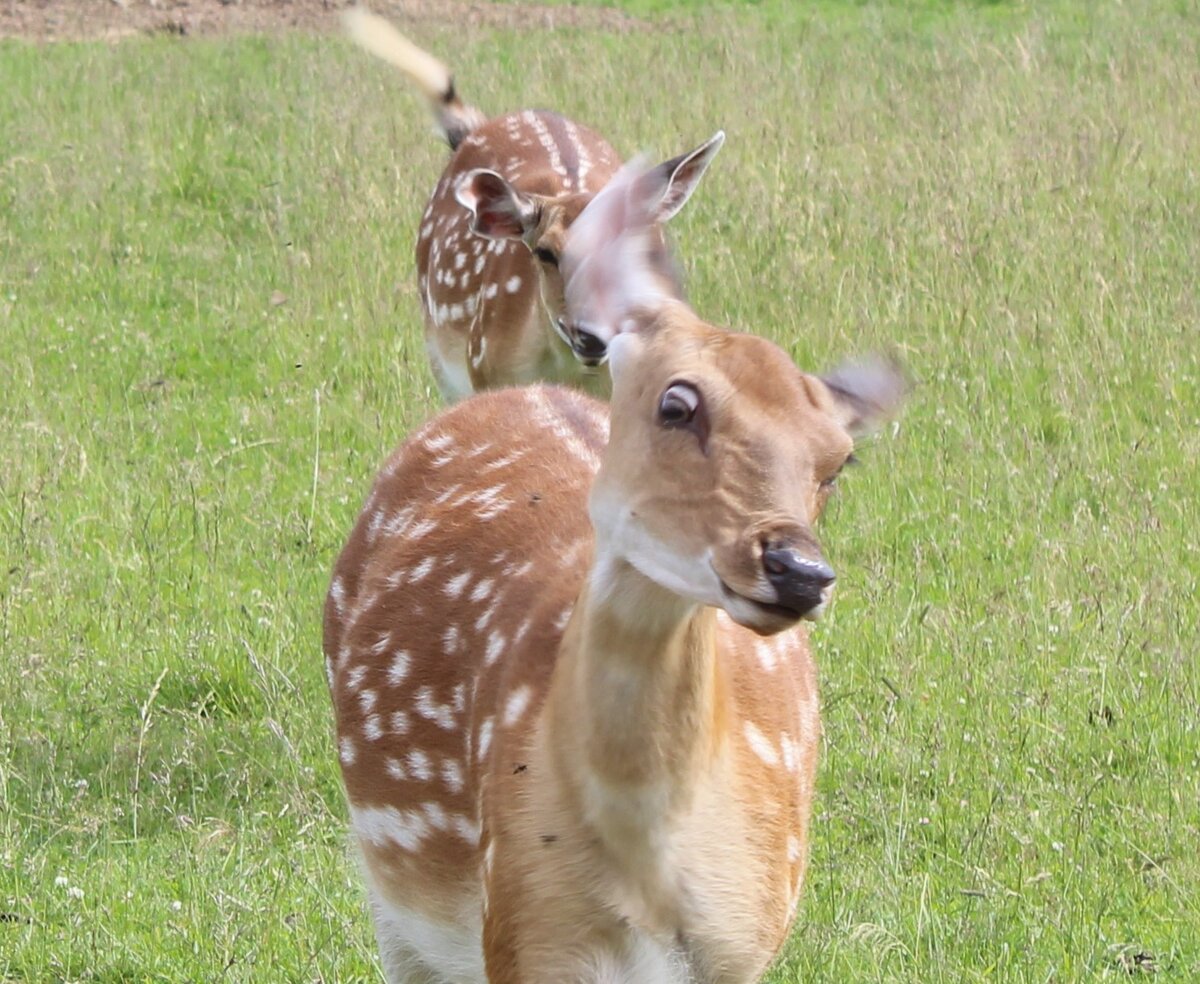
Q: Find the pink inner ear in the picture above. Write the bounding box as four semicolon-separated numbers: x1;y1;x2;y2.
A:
475;205;523;239
458;170;530;240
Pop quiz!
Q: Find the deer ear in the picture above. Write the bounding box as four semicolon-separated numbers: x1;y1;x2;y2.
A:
455;169;538;240
648;131;725;223
819;355;908;438
562;157;673;348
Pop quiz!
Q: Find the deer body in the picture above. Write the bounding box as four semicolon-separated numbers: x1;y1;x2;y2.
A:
326;382;821;982
344;9;723;402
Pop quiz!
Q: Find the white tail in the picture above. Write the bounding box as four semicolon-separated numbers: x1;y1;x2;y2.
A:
324;161;905;981
344;8;724;401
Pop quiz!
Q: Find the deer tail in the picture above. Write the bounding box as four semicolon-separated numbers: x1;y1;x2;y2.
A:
343;7;487;150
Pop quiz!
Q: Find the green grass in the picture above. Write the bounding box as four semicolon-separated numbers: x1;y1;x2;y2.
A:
1;0;1198;979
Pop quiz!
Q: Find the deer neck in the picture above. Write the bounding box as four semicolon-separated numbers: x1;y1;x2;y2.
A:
542;550;727;899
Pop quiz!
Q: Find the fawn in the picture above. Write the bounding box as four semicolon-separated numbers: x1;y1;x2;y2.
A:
343;7;723;401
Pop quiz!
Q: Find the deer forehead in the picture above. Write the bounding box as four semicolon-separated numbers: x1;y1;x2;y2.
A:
531;192;596;246
610;326;854;469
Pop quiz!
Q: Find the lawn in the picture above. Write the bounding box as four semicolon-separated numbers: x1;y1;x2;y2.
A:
1;0;1197;980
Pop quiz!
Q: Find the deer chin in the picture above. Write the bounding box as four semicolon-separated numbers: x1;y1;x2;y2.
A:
714;570;828;636
588;511;726;621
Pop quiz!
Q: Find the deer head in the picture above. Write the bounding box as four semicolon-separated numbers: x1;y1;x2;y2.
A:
565;160;906;634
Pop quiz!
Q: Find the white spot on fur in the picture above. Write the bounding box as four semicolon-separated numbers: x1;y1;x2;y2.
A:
422;800;450;831
385;757;406;781
484;283;498;299
339;736;357;765
423;432;454;452
477;717;494;761
407;517;438;539
329;577;346;613
513;617;533;646
484;630;506;666
441;759;464;793
346;665;367;692
409;557;435;582
390;710;410;735
444;571;472;599
358;689;377;714
482;448;525;472
780;731;802;774
475;596;502;632
350;804;428;851
444;624;461;655
503;686;532;727
407;749;434;782
505;275;522;294
363;714;383;741
387;650;410;686
504;559;534;578
744;722;779;767
414;686;458;730
452;814;481;845
470;578;495;603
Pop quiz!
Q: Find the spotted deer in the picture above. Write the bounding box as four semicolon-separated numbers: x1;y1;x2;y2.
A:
323;160;905;982
343;7;724;402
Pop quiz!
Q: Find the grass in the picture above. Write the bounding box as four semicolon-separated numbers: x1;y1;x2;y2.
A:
1;0;1197;979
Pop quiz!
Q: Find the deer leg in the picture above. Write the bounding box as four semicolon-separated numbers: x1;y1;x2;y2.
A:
367;889;447;984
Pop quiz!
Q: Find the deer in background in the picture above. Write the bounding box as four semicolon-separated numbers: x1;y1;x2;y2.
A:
343;7;724;401
323;160;904;982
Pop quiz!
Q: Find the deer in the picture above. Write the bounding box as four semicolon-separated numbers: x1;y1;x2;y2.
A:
342;7;725;402
323;158;905;983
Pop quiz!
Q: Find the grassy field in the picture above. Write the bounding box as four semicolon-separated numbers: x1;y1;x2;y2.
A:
2;0;1198;980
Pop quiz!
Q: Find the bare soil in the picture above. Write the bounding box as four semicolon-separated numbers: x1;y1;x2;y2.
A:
0;0;643;44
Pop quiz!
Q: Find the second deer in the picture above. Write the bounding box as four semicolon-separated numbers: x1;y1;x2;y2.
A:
324;161;905;981
344;8;724;401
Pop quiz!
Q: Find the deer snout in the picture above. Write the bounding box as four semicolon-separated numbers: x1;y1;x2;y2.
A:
557;318;609;367
761;543;835;619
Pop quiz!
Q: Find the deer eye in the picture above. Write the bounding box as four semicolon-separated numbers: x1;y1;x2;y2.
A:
532;247;559;267
819;453;859;489
658;382;700;427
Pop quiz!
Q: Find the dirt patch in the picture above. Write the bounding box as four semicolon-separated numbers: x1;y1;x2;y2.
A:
0;0;645;44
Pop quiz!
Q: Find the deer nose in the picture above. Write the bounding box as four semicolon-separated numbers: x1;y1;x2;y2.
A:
761;545;835;617
561;321;608;365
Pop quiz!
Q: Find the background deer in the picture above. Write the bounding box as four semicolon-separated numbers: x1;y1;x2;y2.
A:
324;161;904;982
343;7;724;401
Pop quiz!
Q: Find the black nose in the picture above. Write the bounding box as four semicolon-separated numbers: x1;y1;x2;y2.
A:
567;325;607;363
762;546;835;616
